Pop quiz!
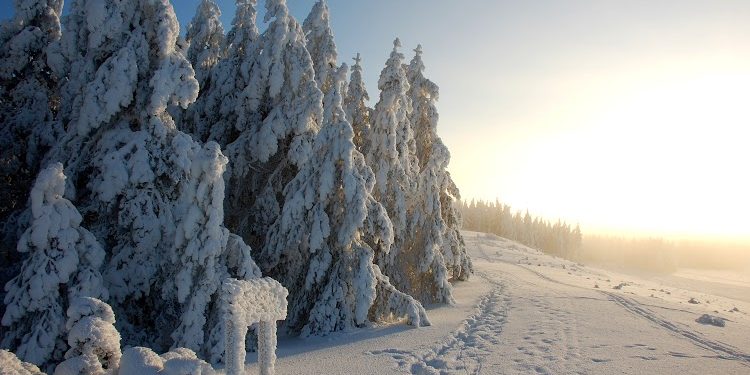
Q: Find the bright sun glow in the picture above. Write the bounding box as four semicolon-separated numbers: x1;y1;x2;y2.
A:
493;72;750;241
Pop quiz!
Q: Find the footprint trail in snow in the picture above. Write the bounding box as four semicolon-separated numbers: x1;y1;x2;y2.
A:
369;277;510;374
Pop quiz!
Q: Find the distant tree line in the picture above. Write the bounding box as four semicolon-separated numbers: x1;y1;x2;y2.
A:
459;200;582;259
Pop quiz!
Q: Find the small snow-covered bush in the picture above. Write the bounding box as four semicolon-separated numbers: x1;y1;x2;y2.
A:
54;297;120;375
0;349;44;375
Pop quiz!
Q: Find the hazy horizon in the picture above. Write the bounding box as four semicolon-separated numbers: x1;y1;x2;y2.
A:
2;0;748;244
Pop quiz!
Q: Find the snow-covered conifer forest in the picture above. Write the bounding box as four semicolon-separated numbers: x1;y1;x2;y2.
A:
460;200;583;260
0;0;471;372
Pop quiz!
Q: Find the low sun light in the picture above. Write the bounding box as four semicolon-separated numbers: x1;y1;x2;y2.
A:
509;71;750;241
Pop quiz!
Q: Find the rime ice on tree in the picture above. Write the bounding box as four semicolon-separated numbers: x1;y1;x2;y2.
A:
263;64;429;336
368;39;447;302
0;350;44;375
2;163;107;369
54;297;121;375
185;0;225;88
407;44;472;282
344;53;373;156
43;0;258;359
0;0;65;295
224;0;323;252
303;0;338;94
177;0;226;137
184;0;260;144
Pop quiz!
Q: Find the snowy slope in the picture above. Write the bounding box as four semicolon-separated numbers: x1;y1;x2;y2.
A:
240;231;750;374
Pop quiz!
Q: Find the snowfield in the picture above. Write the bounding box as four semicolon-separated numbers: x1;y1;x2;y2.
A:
244;231;750;374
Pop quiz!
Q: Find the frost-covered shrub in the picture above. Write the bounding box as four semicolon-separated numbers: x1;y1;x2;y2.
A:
0;349;44;375
370;267;431;328
2;163;107;369
54;297;120;375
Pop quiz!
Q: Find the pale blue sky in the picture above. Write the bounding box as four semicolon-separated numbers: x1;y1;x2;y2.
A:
3;1;750;241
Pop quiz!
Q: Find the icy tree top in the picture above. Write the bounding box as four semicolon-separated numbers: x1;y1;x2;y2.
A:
0;0;63;79
303;0;338;93
227;0;259;54
186;0;225;84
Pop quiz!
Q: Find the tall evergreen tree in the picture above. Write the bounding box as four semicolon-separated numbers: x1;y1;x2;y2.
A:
406;149;455;304
185;0;260;145
185;0;225;87
44;0;258;358
303;0;338;94
0;0;64;299
178;0;226;137
2;163;106;369
343;53;372;155
263;64;428;336
166;142;261;363
367;39;448;302
366;39;415;242
224;0;323;252
407;45;472;281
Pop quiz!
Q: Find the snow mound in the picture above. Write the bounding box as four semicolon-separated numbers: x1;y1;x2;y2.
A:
119;347;216;375
696;314;725;327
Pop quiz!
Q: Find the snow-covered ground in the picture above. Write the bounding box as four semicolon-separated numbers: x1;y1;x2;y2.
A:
243;231;750;374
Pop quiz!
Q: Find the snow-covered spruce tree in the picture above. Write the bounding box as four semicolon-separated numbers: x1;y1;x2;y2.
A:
181;0;260;147
224;0;323;251
303;0;338;94
366;39;412;260
185;0;225;89
0;0;64;303
263;64;428;336
366;39;449;303
1;163;107;370
45;0;259;358
165;142;261;363
343;53;372;156
406;45;472;281
176;0;226;137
